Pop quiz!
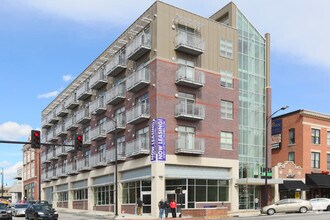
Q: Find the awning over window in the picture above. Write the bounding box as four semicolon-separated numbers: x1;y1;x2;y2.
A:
306;173;330;188
279;180;309;191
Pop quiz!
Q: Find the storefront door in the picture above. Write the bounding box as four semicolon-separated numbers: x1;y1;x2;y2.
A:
166;190;187;214
142;191;151;213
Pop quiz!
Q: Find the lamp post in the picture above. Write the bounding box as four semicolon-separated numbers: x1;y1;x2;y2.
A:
264;106;288;206
105;116;118;217
1;168;3;199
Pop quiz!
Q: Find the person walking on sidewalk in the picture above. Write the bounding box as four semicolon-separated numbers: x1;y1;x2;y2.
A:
164;198;170;218
158;199;166;219
170;199;177;218
136;198;144;215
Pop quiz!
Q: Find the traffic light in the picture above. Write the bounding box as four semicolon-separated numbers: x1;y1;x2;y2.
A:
75;134;83;151
31;130;41;149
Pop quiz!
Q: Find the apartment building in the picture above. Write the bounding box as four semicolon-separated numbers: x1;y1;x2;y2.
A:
22;144;41;201
40;1;270;216
272;110;330;199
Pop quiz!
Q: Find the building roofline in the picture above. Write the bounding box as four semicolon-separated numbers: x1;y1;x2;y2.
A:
273;109;330;121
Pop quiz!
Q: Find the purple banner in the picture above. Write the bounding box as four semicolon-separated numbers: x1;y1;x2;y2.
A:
157;118;166;161
150;119;157;162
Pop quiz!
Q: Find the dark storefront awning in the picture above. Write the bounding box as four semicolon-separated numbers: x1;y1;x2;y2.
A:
279;180;309;191
306;173;330;188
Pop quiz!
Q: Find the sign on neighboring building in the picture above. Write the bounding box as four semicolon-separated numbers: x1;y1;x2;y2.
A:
150;118;166;162
271;119;282;149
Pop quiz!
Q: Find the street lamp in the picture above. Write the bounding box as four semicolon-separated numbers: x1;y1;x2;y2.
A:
1;168;3;199
105;115;118;217
264;106;288;206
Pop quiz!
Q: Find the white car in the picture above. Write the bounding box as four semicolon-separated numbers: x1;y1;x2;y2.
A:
310;198;330;211
261;199;312;215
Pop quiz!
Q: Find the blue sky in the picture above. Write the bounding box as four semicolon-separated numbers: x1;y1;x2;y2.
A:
0;0;330;185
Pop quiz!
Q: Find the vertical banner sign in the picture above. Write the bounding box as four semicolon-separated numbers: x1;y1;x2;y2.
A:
157;118;166;161
150;119;157;162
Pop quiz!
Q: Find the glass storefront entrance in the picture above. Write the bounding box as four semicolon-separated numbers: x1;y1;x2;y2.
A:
239;185;261;209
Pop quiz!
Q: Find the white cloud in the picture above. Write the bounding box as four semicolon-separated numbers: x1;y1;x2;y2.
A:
63;74;73;82
37;91;59;99
0;122;32;140
0;161;23;185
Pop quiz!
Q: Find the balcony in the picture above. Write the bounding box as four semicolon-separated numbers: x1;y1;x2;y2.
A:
126;137;149;157
51;170;59;180
127;103;150;124
91;152;107;168
65;93;79;109
55;146;69;157
106;114;126;134
106;145;126;163
41;153;50;164
67;162;79;175
105;83;126;105
77;81;92;101
90;67;107;90
90;96;106;115
126;29;151;61
47;129;58;142
77;158;92;172
64;115;78;131
49;111;60;124
55;123;67;137
175;65;205;88
106;51;127;77
57;166;68;178
175;103;205;121
55;103;68;117
175;137;205;155
126;67;150;92
47;149;57;161
90;124;107;141
175;30;204;56
42;171;52;182
66;140;75;153
76;107;91;124
42;116;52;129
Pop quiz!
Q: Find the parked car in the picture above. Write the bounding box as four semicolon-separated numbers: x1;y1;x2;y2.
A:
25;204;58;220
0;202;12;220
310;198;330;211
11;203;28;217
260;199;312;215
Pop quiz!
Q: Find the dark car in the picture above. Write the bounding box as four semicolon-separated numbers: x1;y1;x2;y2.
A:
25;204;58;220
0;202;12;220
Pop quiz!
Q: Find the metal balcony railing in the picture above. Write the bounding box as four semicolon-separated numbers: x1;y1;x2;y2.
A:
55;103;68;117
76;82;92;100
175;65;205;88
175;30;204;55
90;96;106;115
90;67;107;90
126;30;151;60
55;123;67;137
90;124;107;141
126;103;150;124
106;51;127;77
125;137;149;157
67;162;78;175
64;115;78;131
77;158;92;172
107;144;126;163
76;107;91;124
126;67;150;92
91;152;107;168
106;114;126;134
175;137;205;154
105;83;126;105
65;93;79;109
175;103;205;121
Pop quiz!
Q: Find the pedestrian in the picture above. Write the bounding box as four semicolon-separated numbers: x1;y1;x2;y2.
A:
170;199;177;218
254;197;259;209
136;198;144;215
158;199;165;219
164;198;170;218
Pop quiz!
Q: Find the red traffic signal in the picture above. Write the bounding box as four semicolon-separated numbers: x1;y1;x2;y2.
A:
31;130;41;149
75;134;83;151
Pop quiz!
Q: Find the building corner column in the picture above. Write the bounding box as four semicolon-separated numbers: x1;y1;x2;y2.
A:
151;162;165;217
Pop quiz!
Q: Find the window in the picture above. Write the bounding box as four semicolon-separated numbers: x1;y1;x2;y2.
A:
136;127;149;148
97;144;106;162
312;128;320;144
288;152;295;162
221;100;233;119
57;192;68;202
83;126;90;143
220;70;233;88
117;136;125;154
327;154;330;170
220;39;233;59
178;126;195;150
178;92;196;115
84;149;90;167
289;128;295;145
221;132;233;150
311;152;320;169
136;93;149;114
327;131;330;146
94;185;113;205
73;188;88;200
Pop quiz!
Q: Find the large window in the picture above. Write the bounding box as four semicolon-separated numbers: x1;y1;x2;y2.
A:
94;185;114;205
288;152;295;162
312;128;320;144
221;131;233;150
221;100;233;119
73;188;88;200
122;181;140;204
178;126;195;150
57;192;68;202
220;39;233;59
289;128;295;145
220;70;233;88
311;152;320;169
327;131;330;146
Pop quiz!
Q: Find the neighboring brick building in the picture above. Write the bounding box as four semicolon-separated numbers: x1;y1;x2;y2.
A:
40;1;270;217
272;110;330;199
